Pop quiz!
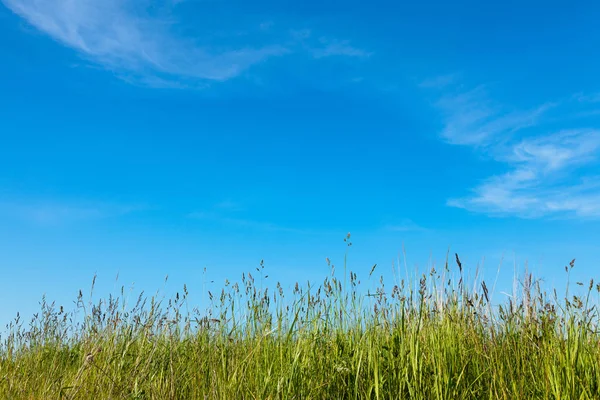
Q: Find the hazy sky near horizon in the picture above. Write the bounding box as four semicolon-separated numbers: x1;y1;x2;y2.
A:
1;0;600;326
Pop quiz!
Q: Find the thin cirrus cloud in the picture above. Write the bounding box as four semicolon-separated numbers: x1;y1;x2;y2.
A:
0;200;145;225
1;0;286;83
1;0;369;86
188;210;312;234
418;73;459;89
188;200;331;235
383;219;428;233
311;37;372;59
291;29;371;59
427;80;600;219
435;85;553;147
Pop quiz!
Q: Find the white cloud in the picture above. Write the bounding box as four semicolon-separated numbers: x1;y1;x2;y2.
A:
2;0;370;86
446;126;600;218
188;210;310;234
1;0;288;84
290;29;370;59
0;200;144;225
509;130;600;171
428;78;600;219
311;38;372;59
436;85;552;146
187;200;325;234
575;92;600;103
214;200;244;212
419;73;458;89
290;29;312;41
450;171;600;219
259;21;274;31
384;219;428;232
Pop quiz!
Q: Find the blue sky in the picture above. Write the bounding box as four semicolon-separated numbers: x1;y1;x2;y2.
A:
1;0;600;326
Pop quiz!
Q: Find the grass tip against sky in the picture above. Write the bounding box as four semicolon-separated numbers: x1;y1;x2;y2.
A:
0;0;600;326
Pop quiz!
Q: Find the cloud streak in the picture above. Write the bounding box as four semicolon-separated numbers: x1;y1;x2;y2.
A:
0;200;144;225
188;210;311;234
449;129;600;218
436;85;552;147
2;0;288;84
427;78;600;219
311;37;372;59
2;0;369;87
383;218;429;232
290;29;370;60
187;200;332;235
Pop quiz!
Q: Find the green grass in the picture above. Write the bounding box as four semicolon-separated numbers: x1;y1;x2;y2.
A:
2;245;599;399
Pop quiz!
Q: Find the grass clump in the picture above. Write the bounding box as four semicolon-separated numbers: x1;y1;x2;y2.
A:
1;240;600;399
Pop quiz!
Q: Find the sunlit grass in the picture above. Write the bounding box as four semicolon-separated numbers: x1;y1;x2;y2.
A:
1;239;599;399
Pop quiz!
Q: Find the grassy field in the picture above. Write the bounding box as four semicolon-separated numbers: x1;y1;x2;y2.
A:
1;245;599;399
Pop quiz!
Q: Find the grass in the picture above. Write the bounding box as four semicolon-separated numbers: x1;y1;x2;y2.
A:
1;239;599;399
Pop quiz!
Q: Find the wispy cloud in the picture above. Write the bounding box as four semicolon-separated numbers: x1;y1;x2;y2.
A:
311;37;372;59
188;200;309;233
448;129;600;218
574;92;600;103
428;78;600;219
213;199;244;212
0;200;144;225
2;0;287;84
291;29;371;59
418;73;458;89
2;0;369;87
383;219;429;232
188;210;310;234
435;85;552;147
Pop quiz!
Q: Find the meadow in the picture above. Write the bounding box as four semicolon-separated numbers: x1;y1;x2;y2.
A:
1;241;599;399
